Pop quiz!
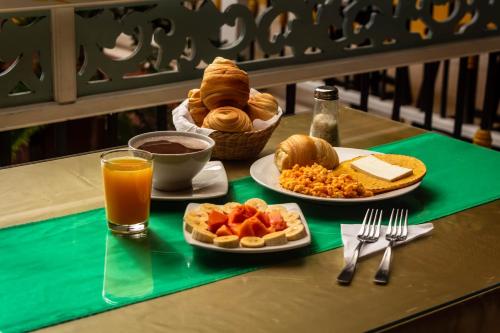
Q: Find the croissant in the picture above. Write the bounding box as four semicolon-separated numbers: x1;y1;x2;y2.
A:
202;106;253;132
187;88;209;127
247;93;278;121
275;134;339;171
200;57;250;110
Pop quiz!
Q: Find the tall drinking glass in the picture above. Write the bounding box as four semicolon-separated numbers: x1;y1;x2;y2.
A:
101;149;153;235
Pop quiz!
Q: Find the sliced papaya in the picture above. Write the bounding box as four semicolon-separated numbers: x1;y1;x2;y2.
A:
219;203;272;238
238;218;256;238
228;206;246;224
242;204;257;217
268;211;287;231
208;209;228;224
238;216;271;238
207;210;228;233
255;211;271;227
228;222;242;236
251;219;270;237
215;224;233;237
228;205;258;225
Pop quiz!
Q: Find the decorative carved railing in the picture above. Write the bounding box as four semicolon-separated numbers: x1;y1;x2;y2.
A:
0;11;52;107
0;0;499;130
75;0;500;96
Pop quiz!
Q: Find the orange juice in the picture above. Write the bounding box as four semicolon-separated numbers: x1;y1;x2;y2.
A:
102;156;153;226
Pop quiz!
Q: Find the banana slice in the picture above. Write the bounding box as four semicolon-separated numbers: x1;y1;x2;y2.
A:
245;198;268;211
285;219;302;228
240;236;265;248
184;210;209;233
186;220;209;234
185;209;209;222
198;203;223;213
267;205;288;214
282;211;300;223
214;235;239;248
185;220;197;233
245;198;267;212
263;231;287;246
191;227;216;243
285;224;306;241
222;202;241;214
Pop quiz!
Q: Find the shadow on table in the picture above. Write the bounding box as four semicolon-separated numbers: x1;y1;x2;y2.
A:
268;184;440;226
191;246;310;272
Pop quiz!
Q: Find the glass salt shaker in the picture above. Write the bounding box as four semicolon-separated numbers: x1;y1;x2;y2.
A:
309;85;340;146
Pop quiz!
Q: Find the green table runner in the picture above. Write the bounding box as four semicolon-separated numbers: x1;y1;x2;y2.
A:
1;133;499;332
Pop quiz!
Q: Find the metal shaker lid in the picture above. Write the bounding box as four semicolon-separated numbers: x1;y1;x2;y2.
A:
314;85;339;100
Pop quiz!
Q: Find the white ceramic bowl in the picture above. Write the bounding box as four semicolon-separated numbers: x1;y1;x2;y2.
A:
129;131;215;191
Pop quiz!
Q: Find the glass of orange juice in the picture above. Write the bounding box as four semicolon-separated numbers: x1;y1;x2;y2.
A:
101;149;153;235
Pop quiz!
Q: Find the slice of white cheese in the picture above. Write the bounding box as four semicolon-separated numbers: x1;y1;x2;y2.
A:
351;155;413;182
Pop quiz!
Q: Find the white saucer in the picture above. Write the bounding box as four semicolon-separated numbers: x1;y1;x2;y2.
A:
151;161;228;201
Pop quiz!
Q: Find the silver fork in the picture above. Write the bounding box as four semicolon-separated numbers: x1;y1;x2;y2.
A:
337;208;383;285
374;208;409;285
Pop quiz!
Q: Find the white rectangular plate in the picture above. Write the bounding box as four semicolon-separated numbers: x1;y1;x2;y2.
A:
183;202;311;253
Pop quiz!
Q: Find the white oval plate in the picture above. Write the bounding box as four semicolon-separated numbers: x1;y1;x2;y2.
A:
183;202;311;253
250;147;421;203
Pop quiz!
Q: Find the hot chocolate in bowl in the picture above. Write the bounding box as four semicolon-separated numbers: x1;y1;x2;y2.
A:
129;131;215;191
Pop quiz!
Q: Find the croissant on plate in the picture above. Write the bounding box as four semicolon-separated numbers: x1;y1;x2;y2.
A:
187;89;209;127
275;134;339;171
247;93;278;121
202;106;253;133
200;57;249;110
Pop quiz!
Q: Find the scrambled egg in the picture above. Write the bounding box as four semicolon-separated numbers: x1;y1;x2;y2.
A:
279;163;373;198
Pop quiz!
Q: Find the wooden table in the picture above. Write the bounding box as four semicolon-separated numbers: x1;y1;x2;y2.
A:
1;109;499;332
